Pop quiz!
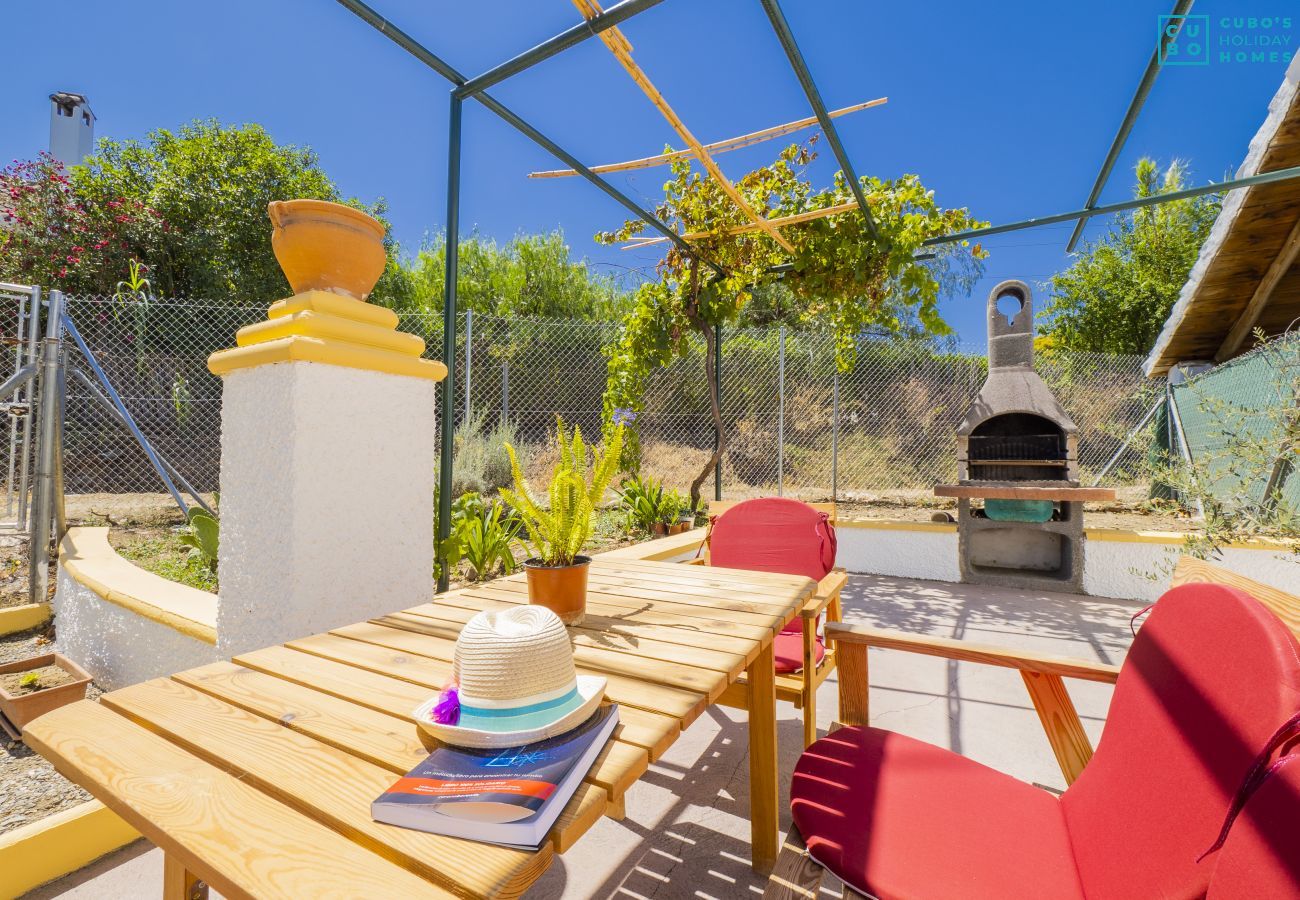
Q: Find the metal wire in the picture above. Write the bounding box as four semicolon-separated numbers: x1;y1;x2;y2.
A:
23;297;1160;509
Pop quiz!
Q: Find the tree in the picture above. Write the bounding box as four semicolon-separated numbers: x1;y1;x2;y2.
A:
1;120;407;305
1041;158;1222;356
598;138;987;505
393;230;630;319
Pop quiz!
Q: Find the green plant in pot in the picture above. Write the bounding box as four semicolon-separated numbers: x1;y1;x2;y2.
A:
502;417;624;625
657;489;684;535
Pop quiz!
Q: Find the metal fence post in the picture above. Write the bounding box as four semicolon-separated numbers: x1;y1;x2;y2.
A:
17;285;40;529
777;325;785;496
832;367;839;504
29;289;64;605
436;93;463;594
714;322;722;502
463;308;472;425
501;360;509;423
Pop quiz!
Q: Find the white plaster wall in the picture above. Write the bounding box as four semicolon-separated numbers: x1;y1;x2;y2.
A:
217;361;437;658
1085;539;1300;603
836;526;962;582
52;568;217;691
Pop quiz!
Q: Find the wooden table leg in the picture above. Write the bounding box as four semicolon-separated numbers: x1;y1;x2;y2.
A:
163;853;209;900
747;640;779;874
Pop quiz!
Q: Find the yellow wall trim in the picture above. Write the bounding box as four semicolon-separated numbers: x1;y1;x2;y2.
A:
209;290;446;382
837;517;959;534
0;602;50;636
1084;527;1292;551
0;800;138;898
60;527;218;644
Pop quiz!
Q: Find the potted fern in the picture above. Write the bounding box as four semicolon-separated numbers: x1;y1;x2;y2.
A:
502;417;623;625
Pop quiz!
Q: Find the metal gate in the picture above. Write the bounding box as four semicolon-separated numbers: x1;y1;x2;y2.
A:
0;282;41;531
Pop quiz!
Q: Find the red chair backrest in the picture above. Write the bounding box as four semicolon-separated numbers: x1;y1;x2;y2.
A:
1206;754;1300;898
708;497;836;582
1061;583;1300;899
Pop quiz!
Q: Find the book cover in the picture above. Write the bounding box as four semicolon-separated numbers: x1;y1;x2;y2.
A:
372;704;618;849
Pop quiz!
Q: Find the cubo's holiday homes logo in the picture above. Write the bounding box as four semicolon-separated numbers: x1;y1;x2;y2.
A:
1160;14;1294;66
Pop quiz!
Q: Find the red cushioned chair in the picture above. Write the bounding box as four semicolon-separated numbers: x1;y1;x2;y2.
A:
701;498;846;747
763;560;1300;900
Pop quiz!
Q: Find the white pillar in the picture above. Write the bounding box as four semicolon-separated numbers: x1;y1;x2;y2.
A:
209;289;445;657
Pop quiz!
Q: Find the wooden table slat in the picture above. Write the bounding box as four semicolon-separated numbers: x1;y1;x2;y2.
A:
436;587;772;644
584;571;801;609
287;630;709;727
235;646;680;762
100;678;554;896
330;621;724;714
380;608;747;675
590;559;817;595
23;701;464;900
483;577;786;631
346;620;726;704
174;662;648;802
403;598;762;666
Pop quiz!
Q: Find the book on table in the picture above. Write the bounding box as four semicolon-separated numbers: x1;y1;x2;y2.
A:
372;704;619;850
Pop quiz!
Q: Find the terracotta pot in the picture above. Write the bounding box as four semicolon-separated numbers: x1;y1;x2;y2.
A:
651;523;668;536
679;518;694;532
524;557;591;626
268;199;386;300
669;521;686;535
0;652;92;733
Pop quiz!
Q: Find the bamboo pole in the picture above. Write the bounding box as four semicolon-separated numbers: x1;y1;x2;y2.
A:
527;97;887;179
621;201;859;249
573;0;795;252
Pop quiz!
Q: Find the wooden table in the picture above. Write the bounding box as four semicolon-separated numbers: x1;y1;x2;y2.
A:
25;557;813;899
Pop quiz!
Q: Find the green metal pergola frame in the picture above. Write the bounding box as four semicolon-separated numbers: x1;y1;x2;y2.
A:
335;0;1300;591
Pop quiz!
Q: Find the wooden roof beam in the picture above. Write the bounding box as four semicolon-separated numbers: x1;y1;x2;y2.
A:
572;0;796;253
527;98;887;179
622;201;859;249
1215;211;1300;361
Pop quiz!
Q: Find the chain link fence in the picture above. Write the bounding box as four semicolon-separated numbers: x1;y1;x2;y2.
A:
44;295;1159;515
1171;329;1300;510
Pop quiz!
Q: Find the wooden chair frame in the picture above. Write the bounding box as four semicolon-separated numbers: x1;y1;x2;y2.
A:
701;502;844;747
763;556;1300;900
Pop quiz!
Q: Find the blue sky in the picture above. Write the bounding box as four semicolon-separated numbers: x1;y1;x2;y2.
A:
1;1;1293;342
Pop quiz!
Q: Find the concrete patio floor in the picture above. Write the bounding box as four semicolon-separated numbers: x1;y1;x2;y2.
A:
26;574;1144;899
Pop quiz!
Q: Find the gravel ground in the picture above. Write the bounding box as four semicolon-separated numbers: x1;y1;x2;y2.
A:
0;626;96;836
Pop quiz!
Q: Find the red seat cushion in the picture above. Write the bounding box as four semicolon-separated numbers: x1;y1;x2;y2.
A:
709;498;836;582
791;726;1085;900
709;498;836;643
774;632;824;674
1207;754;1300;898
1061;584;1300;899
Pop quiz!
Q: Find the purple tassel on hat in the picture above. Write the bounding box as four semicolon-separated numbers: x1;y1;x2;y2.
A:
430;685;460;725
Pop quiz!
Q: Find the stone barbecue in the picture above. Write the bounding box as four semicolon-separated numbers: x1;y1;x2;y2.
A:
935;279;1114;593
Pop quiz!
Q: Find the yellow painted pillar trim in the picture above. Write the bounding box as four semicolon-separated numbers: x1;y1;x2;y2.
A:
208;290;446;382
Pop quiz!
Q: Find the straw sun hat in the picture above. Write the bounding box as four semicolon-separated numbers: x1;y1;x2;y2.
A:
415;605;606;749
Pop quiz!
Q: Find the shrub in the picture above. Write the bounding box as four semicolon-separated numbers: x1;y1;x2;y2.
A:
452;411;519;496
617;474;664;533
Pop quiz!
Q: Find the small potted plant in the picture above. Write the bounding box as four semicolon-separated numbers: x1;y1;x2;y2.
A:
678;498;700;533
0;652;92;732
502;417;624;625
659;489;685;535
